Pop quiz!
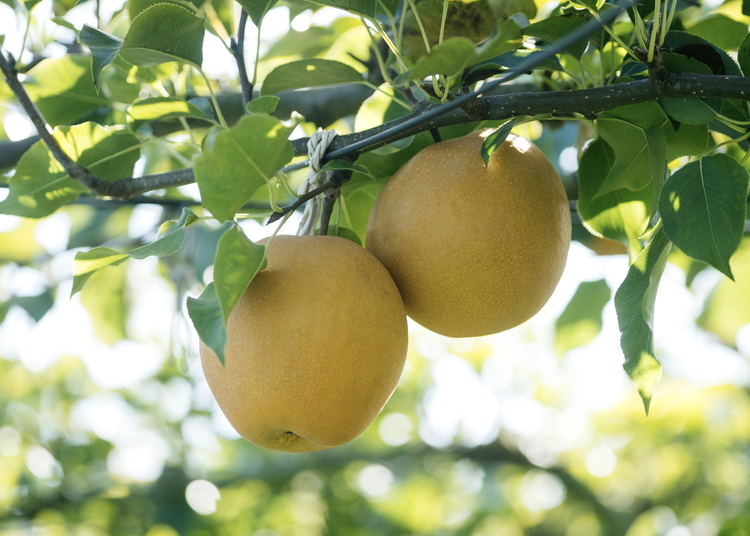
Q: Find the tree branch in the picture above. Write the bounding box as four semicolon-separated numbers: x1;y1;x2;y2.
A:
5;34;750;203
230;10;252;111
0;50;194;199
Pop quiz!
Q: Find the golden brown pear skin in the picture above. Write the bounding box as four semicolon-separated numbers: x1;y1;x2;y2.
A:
200;235;408;453
366;130;571;338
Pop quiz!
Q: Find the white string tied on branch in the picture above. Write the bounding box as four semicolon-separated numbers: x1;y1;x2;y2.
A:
297;129;339;236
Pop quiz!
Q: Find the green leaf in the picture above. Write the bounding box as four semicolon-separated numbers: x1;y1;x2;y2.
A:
128;0;198;22
24;55;110;127
481;119;516;166
304;0;377;18
665;31;742;77
664;122;709;162
554;279;611;356
119;3;205;68
246;95;280;115
213;224;267;324
596;104;668;195
81;262;129;345
614;227;671;415
326;225;362;245
687;14;748;51
71;208;199;295
577;138;651;252
319;160;374;179
658;154;749;279
261;59;364;95
411;20;522;79
524;13;590;59
698;238;750;346
194;114;295;222
79;25;123;90
0;123;140;218
127;96;211;129
738;32;750;77
51;16;78;31
236;0;279;28
187;283;228;365
660;98;716;125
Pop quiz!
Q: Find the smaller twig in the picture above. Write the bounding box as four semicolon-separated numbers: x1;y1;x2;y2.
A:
429;128;442;144
633;45;669;86
318;170;351;235
231;10;253;111
267;183;330;224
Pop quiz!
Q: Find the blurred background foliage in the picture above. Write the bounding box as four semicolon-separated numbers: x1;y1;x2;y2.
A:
2;0;750;534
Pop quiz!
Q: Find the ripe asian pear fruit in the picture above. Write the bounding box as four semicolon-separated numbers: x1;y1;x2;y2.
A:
366;130;571;338
200;235;408;453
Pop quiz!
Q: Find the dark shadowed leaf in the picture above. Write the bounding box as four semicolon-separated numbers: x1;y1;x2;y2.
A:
187;283;228;365
79;25;123;90
738;32;750;76
119;4;205;68
615;227;671;415
658;154;749;279
481;119;516;166
524;13;590;58
0;123;140;219
212;224;267;324
554;279;611;356
261;59;364;95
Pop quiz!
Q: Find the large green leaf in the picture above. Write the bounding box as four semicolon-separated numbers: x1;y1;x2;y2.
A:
554;279;611;356
305;0;377;18
212;224;268;324
0;123;140;219
261;59;364;95
236;0;279;27
739;32;750;77
71;208;199;295
614;227;671;415
411;20;523;79
193;114;295;222
596;103;668;195
658;154;749;280
127;96;212;129
119;3;205;68
24;55;110;127
523;12;590;59
187;283;228;365
79;25;123;90
664;122;709;162
577;138;652;252
128;0;196;20
687;14;748;51
660;98;717;125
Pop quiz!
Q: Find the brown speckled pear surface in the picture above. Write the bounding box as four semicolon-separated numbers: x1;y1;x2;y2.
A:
200;235;408;452
366;130;571;338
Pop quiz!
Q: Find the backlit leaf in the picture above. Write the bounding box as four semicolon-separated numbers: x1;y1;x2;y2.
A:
481;119;516;166
127;96;211;129
614;227;671;414
524;13;590;59
236;0;279;27
71;208;199;295
0;123;140;219
658;154;749;279
554;279;611;356
577;138;651;253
